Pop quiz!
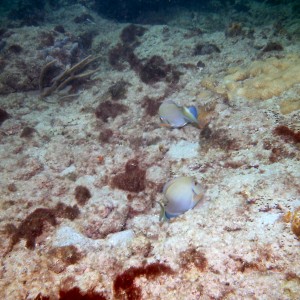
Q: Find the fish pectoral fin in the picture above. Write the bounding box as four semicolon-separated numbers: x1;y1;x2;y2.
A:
157;201;168;222
192;192;204;205
159;123;172;128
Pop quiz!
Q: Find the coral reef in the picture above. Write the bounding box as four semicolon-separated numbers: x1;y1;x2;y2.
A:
200;127;240;152
83;203;129;239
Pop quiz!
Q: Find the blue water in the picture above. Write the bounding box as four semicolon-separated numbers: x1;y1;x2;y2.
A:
1;0;299;24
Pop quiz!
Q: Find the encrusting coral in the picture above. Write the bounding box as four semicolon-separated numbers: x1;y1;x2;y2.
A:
201;54;300;104
224;55;300;101
283;207;300;239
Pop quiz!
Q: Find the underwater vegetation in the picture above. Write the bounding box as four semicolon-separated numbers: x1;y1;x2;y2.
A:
46;245;84;274
225;22;245;38
108;24;181;84
141;96;162;117
193;43;220;56
35;287;107;300
0;107;9;125
108;43;139;71
113;262;174;299
200;127;240;152
261;125;300;163
139;55;181;84
108;80;129;100
112;159;146;193
4;202;79;253
262;42;284;52
98;128;114;144
74;185;92;206
95;100;129;122
179;248;208;271
108;24;145;71
120;24;147;45
274;125;300;144
20;126;36;138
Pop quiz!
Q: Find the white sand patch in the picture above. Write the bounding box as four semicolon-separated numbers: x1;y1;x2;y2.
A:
167;140;199;159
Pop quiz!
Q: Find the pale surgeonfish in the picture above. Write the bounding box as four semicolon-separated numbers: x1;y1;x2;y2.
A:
158;100;199;128
158;176;205;222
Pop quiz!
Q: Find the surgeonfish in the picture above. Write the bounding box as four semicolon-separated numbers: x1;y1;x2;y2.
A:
181;105;199;126
158;100;199;128
159;176;205;222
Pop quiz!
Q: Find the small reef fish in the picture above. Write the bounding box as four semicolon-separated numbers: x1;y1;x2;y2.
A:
158;176;205;222
158;100;200;128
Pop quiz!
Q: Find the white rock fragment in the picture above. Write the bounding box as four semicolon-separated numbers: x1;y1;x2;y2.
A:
53;225;102;249
258;212;280;226
106;229;135;247
167;140;199;159
59;164;76;177
146;165;166;182
75;175;96;185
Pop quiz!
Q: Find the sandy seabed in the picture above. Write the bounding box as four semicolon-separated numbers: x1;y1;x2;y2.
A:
0;1;299;299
